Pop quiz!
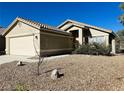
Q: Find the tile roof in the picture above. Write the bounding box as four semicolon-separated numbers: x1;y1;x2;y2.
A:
3;17;71;36
58;19;113;33
16;17;71;35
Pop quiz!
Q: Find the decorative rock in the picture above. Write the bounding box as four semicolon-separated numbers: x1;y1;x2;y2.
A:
110;52;116;56
51;69;59;80
16;61;23;66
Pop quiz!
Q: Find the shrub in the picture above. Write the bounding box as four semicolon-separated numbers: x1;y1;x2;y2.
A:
73;43;111;56
15;83;28;91
73;44;90;54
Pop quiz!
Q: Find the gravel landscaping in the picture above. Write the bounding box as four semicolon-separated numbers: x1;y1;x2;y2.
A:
1;54;124;91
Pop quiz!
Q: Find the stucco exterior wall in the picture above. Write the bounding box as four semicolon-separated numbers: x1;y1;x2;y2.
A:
89;28;109;46
5;22;40;55
59;23;72;30
5;21;73;56
40;31;73;56
61;26;110;46
6;22;39;37
66;26;84;45
66;26;82;32
89;28;109;36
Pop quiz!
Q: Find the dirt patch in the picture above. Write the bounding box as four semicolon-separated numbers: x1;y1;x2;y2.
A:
1;55;124;91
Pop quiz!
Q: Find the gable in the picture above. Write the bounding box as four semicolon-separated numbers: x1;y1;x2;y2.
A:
89;28;109;36
58;20;113;34
66;26;82;32
60;24;109;36
6;21;39;37
59;22;72;30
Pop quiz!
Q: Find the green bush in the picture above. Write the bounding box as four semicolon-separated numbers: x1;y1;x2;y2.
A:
73;43;111;56
15;83;28;91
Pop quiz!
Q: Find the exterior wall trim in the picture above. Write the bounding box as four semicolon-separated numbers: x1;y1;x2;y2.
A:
40;31;73;39
41;48;73;52
6;33;39;38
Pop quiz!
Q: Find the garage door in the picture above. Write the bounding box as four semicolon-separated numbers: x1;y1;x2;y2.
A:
10;36;36;56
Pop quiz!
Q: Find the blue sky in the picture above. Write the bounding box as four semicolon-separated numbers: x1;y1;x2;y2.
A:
0;2;123;32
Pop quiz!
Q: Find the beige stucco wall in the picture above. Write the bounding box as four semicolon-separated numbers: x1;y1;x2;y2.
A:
59;22;111;47
89;28;109;36
6;21;40;56
63;26;109;46
59;23;72;30
6;22;40;37
6;21;73;56
66;26;82;32
89;28;109;46
40;31;73;56
66;26;84;45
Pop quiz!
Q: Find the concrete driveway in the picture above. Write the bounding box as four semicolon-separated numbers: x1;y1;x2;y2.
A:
0;55;38;65
0;54;69;65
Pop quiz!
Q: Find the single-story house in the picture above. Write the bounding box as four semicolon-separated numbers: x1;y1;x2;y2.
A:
57;19;117;54
2;17;117;56
2;17;73;56
0;26;5;53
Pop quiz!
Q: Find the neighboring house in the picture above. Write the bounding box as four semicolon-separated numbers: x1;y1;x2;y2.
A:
0;27;5;53
2;17;73;56
57;19;117;54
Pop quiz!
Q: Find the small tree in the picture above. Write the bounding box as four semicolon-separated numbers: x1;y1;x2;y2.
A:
119;3;124;25
33;33;44;76
116;3;124;52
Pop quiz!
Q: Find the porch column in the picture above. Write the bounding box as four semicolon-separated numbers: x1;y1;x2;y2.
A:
111;39;116;54
78;29;83;45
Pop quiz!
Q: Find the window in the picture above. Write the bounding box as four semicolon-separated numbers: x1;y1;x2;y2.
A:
89;36;105;44
70;30;79;38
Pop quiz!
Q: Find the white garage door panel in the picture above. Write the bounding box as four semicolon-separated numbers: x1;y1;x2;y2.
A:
10;36;36;56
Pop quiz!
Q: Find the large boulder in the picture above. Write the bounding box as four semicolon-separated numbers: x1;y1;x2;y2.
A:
16;61;23;66
51;69;59;80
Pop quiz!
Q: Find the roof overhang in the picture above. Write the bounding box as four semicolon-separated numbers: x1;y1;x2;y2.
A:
2;17;71;36
58;19;117;37
2;17;41;36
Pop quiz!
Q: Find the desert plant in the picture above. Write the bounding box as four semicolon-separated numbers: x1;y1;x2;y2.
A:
15;83;28;91
33;33;44;76
73;43;111;56
73;44;90;54
93;43;111;55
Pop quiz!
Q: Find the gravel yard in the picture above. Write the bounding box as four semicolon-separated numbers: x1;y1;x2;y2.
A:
1;54;124;91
